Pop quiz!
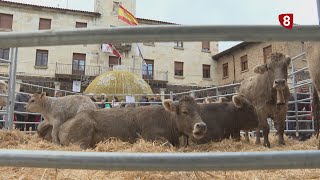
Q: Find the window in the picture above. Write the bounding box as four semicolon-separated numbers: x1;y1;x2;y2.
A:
223;63;228;78
109;56;121;68
39;18;51;30
174;61;184;76
202;64;211;78
35;50;48;67
241;55;248;72
72;53;86;75
0;13;13;30
202;41;210;51
76;22;87;28
263;45;272;63
112;1;122;13
0;48;9;60
174;42;183;48
142;59;154;80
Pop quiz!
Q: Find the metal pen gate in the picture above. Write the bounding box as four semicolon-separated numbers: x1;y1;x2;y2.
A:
0;24;320;170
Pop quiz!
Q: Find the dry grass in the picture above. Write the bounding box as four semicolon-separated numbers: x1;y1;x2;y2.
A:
0;130;319;180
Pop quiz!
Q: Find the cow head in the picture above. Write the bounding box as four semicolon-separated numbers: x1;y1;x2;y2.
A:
163;96;207;139
253;52;291;105
232;95;259;128
25;92;47;113
0;81;8;107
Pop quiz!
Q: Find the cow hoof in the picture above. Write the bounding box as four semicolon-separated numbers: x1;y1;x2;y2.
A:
263;142;271;148
255;140;260;145
278;140;285;145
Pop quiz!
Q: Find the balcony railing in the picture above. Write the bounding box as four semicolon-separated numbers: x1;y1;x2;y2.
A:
55;63;168;82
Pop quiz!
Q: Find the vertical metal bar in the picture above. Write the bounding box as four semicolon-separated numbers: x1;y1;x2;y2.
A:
215;87;219;101
7;48;18;130
170;91;173;100
317;0;320;25
4;48;14;129
290;58;299;136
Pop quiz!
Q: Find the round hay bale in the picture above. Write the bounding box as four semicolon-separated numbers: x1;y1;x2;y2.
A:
84;70;153;100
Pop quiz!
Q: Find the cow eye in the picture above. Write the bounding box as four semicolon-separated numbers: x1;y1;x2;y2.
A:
31;100;35;103
182;111;188;115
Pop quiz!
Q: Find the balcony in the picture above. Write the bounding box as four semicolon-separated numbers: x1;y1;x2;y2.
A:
113;43;132;51
55;63;168;83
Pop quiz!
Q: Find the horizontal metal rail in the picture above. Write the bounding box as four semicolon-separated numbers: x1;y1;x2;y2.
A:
290;81;312;90
288;67;309;76
175;83;241;95
0;58;11;63
0;150;319;171
1;25;320;48
290;52;306;61
0;76;9;80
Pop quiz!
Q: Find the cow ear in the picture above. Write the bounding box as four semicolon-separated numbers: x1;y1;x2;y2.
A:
285;55;291;65
40;92;46;99
253;64;267;74
163;99;176;112
232;95;245;108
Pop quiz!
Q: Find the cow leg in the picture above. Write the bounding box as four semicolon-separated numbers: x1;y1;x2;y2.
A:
231;129;241;141
262;125;271;148
259;112;270;147
51;119;62;145
244;131;250;142
275;108;287;145
255;128;261;144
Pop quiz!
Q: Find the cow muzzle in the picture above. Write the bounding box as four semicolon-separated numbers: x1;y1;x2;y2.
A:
192;122;207;139
273;79;286;88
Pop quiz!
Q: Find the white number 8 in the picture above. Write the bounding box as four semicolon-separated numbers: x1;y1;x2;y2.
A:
283;15;291;27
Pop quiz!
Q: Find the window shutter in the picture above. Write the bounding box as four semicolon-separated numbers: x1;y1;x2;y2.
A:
39;18;51;30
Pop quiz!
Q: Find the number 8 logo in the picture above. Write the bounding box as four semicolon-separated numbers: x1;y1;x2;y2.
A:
283;15;291;27
278;13;293;29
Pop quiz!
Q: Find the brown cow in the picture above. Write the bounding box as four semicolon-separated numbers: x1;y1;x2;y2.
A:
26;93;97;145
305;42;320;149
239;52;291;147
38;96;207;149
184;95;258;145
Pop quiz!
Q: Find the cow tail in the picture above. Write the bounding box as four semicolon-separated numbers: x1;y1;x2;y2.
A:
312;86;320;139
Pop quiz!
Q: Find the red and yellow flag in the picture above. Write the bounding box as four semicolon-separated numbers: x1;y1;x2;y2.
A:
118;5;138;26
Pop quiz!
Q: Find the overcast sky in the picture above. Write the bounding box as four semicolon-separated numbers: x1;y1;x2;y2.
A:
9;0;319;51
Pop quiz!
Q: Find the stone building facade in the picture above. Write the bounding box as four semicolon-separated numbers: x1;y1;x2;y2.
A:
212;41;307;94
0;0;219;96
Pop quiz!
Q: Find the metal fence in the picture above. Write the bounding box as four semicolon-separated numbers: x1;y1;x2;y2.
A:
0;25;319;171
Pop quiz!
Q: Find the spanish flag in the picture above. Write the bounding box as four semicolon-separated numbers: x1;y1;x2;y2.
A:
118;5;138;26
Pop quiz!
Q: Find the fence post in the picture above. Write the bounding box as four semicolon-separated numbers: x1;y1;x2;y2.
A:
290;58;299;136
170;91;173;100
190;90;195;98
7;48;18;130
215;87;219;101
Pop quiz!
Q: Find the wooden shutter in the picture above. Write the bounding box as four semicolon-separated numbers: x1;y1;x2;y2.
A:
223;63;228;77
203;64;210;78
76;22;87;28
109;56;120;65
39;18;51;30
73;53;86;60
175;62;183;70
0;13;13;30
241;55;248;71
202;41;210;50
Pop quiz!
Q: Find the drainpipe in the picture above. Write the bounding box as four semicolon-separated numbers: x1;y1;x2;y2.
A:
231;54;236;84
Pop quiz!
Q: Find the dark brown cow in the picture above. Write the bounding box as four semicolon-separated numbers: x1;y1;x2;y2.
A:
186;95;258;144
38;96;207;149
305;42;320;149
239;52;291;147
